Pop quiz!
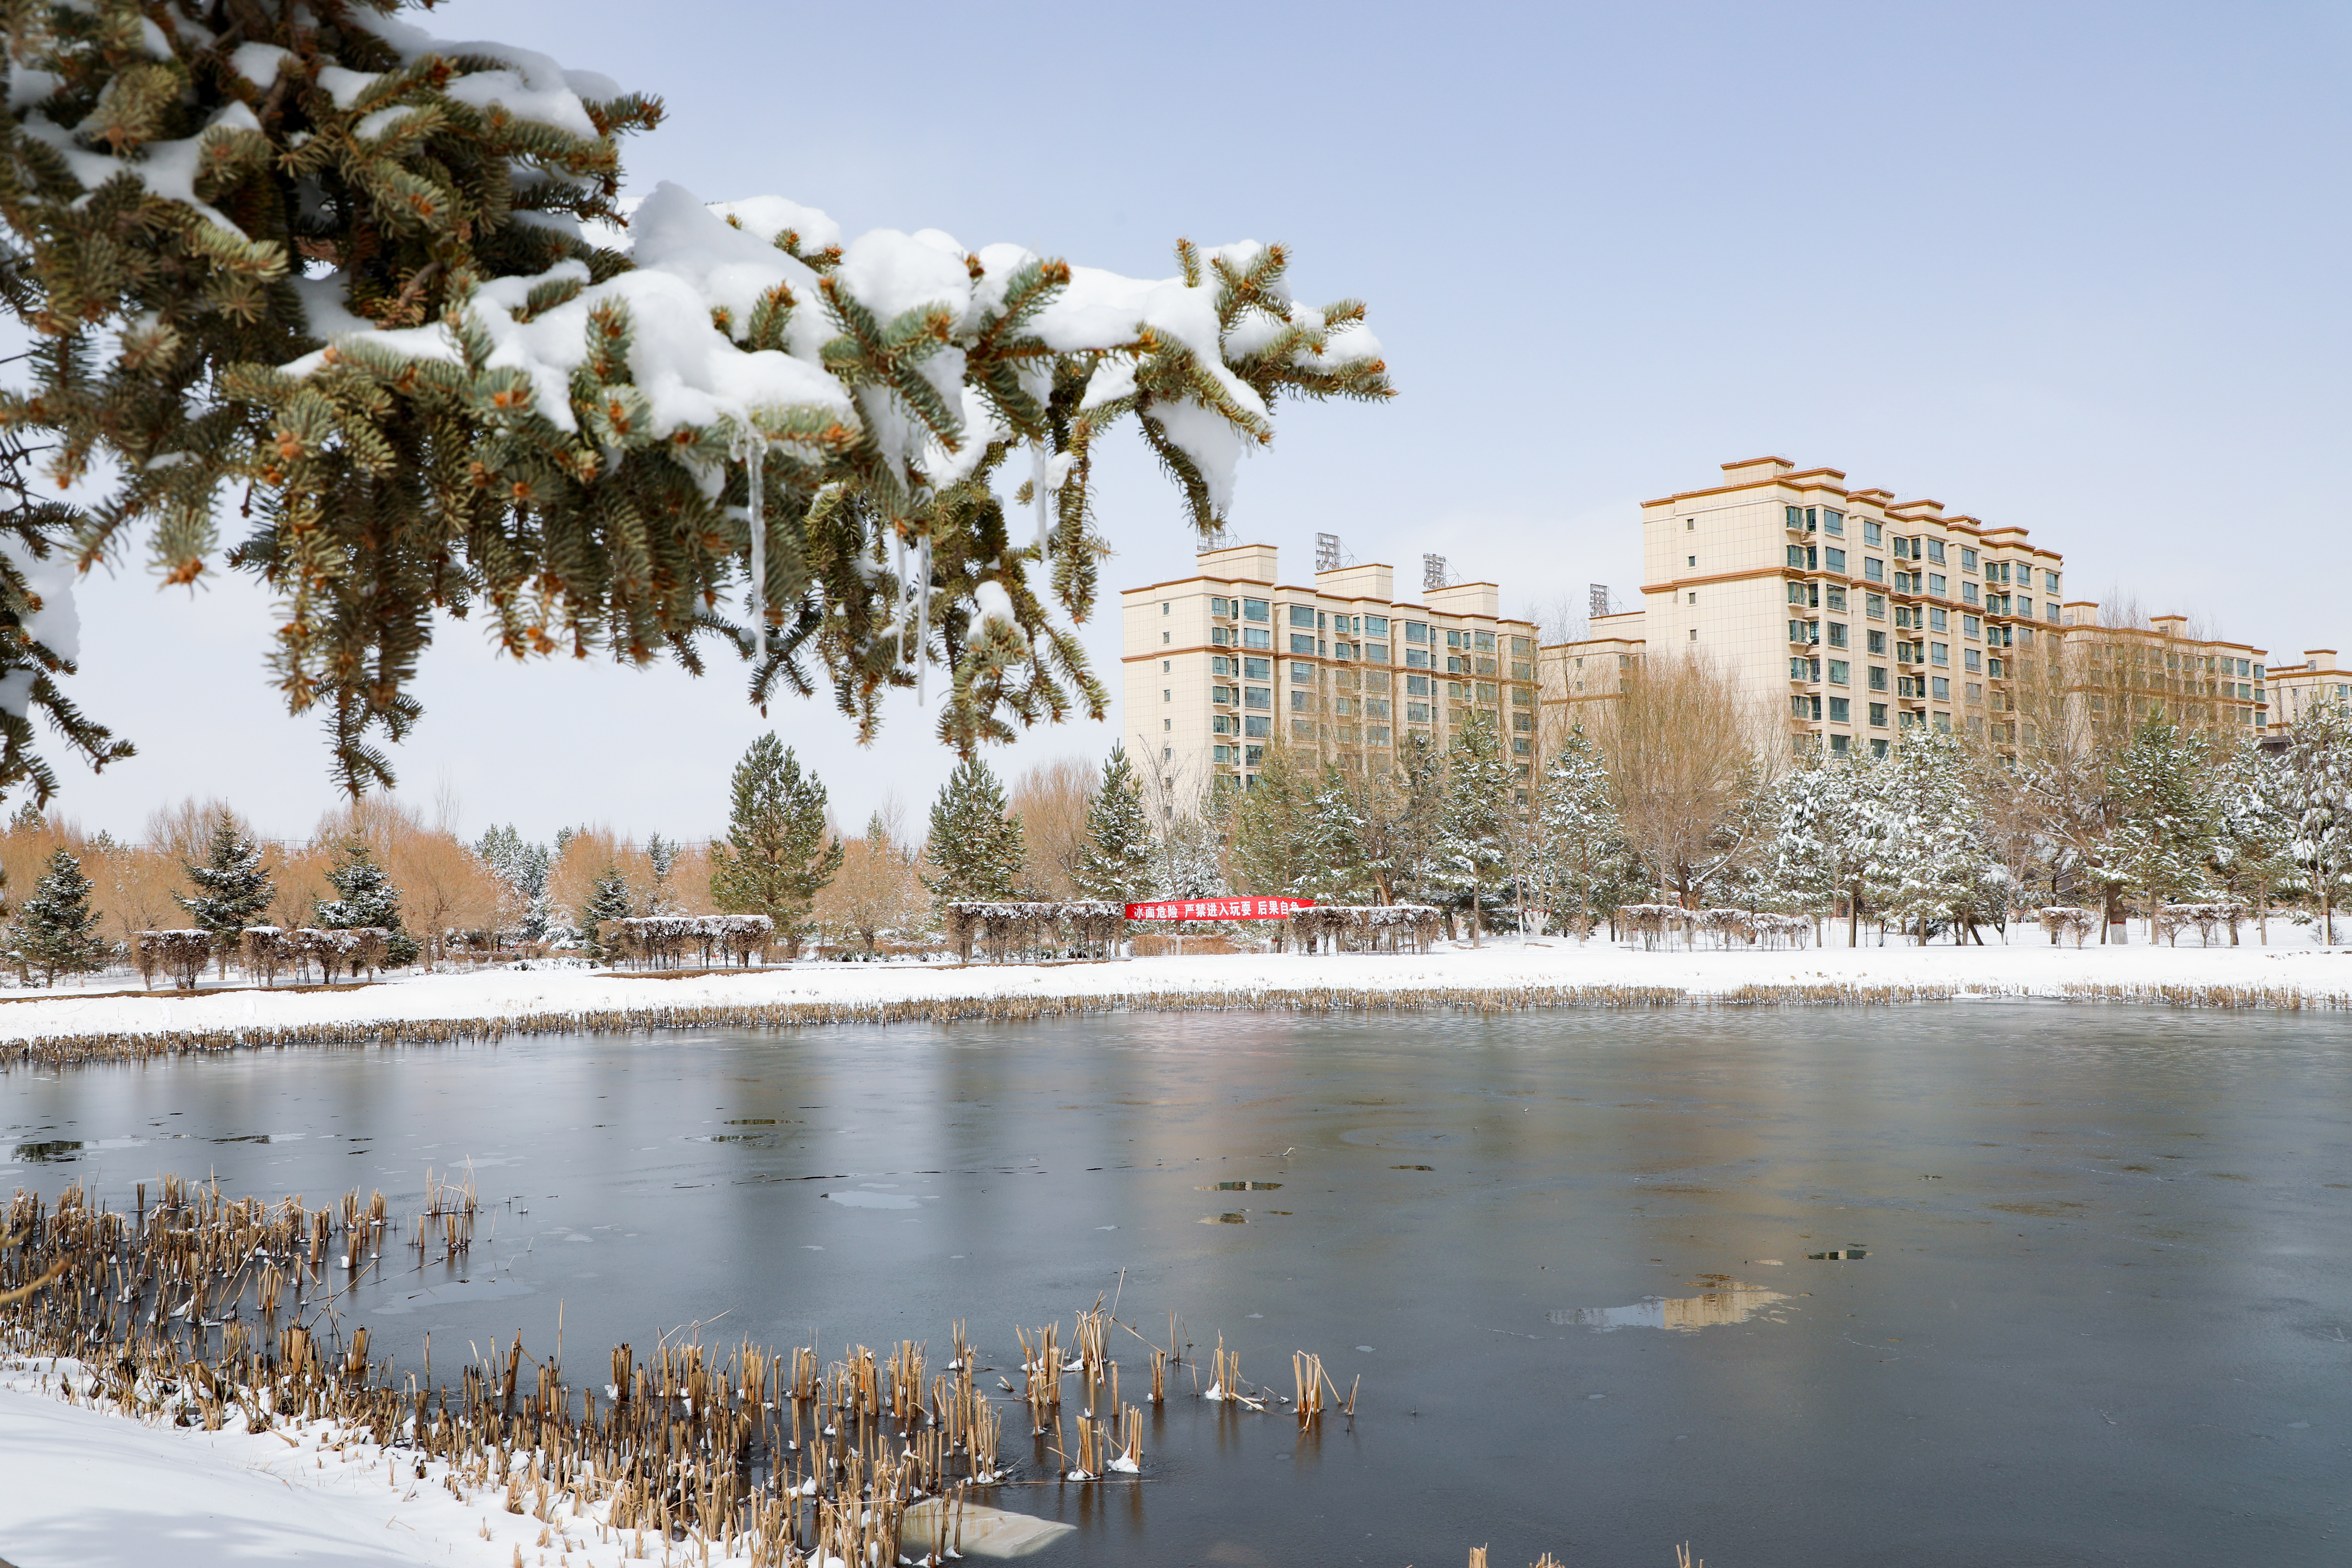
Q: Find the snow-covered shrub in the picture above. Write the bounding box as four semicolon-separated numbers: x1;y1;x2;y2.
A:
133;930;212;991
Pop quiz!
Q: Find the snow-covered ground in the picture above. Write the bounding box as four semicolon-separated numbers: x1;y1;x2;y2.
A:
0;1357;631;1568
1;936;2345;1046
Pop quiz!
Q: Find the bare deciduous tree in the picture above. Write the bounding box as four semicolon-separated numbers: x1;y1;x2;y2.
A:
1598;652;1771;907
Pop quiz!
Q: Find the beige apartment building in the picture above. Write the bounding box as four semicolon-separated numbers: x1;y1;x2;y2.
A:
1120;542;1540;797
1542;456;2274;756
2265;650;2349;735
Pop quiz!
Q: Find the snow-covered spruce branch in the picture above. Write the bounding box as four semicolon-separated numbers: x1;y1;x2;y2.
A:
0;0;1392;798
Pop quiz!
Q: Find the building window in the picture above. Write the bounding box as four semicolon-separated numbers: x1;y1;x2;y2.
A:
1367;698;1392;719
1962;582;1979;605
1824;547;1847;573
1161;601;1170;616
1163;717;1171;731
1244;686;1270;709
1828;660;1849;685
1965;681;1982;704
1287;604;1315;628
1688;628;1697;641
1864;557;1884;583
2044;572;2059;594
1827;623;1848;649
1242;717;1271;741
1823;509;1845;537
1960;547;1977;572
1404;622;1428;643
1212;712;1234;733
1687;591;1697;604
1406;702;1432;723
1828;697;1850;723
1826;586;1847;612
1964;648;1981;672
1687;556;1696;569
1242;657;1270;680
2045;601;2060;622
1475;630;1496;652
1931;677;1950;701
1786;545;1806;570
1863;520;1883;546
1290;689;1313;712
1933;711;1952;733
1212;743;1235;764
1162;688;1171;702
1928;607;1948;632
1868;665;1888;691
1829;733;1851;754
1926;540;1946;564
1211;596;1233;617
1243;627;1270;650
1927;573;1947;597
1962;614;1981;640
1793;694;1821;720
1242;598;1269;621
1367;643;1390;664
1406;673;1431;696
1869;702;1889;727
1930;642;1949;666
1865;594;1885;621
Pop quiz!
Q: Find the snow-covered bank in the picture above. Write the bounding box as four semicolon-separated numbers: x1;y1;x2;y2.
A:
0;940;2346;1055
0;1357;614;1568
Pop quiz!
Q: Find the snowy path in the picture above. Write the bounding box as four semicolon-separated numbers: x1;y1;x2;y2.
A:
0;939;2345;1048
0;1363;583;1568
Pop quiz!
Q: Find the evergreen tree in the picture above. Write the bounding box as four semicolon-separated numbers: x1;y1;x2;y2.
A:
2206;738;2292;944
1380;729;1452;908
1436;711;1514;943
1765;756;1884;945
176;812;273;972
1875;731;1997;944
924;755;1027;903
9;847;104;986
315;838;415;966
477;823;553;942
1226;745;1340;899
645;831;684;914
2101;717;2219;932
1075;746;1156;903
582;866;635;961
1154;802;1228;901
710;734;843;943
2277;697;2352;941
0;3;1388;800
1535;728;1632;938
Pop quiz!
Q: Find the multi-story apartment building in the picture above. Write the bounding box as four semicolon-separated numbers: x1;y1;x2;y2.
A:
1120;542;1540;796
2265;650;2349;735
1542;456;2273;755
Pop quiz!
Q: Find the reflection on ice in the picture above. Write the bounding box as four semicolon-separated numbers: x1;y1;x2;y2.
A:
1550;1282;1791;1332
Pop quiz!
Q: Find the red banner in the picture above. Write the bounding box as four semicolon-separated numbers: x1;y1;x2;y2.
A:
1123;897;1315;922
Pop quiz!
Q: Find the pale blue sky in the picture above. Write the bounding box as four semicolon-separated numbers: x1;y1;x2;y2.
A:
49;0;2352;842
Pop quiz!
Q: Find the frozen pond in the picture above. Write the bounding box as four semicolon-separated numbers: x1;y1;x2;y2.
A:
5;1005;2347;1566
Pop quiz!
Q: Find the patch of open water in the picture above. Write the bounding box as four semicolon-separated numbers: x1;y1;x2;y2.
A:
4;1004;2348;1566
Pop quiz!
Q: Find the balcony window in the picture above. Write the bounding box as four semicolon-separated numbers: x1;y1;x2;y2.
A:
1823;509;1845;537
1406;647;1430;667
1211;596;1234;617
1929;607;1948;632
1511;709;1534;731
1291;662;1315;683
1333;641;1357;661
1827;622;1849;649
1824;547;1847;573
1475;682;1497;703
1404;621;1428;643
1289;604;1316;628
1366;615;1390;637
1406;673;1432;696
1931;642;1949;666
1242;598;1269;621
1406;701;1432;722
1476;631;1496;651
1863;520;1883;546
1211;685;1234;706
1211;626;1232;646
1928;573;1947;597
1244;716;1270;738
1868;665;1888;691
1213;743;1236;764
1793;694;1821;720
1367;643;1390;663
1790;657;1809;681
1244;686;1271;709
1212;713;1234;734
1243;627;1270;650
1367;698;1392;719
1926;540;1946;564
1243;657;1270;680
1825;586;1847;612
1786;545;1807;570
1828;697;1850;723
1866;594;1885;620
1893;538;1912;561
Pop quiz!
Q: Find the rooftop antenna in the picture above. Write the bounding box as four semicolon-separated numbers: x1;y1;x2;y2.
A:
1589;583;1612;617
1422;553;1449;592
1315;532;1344;573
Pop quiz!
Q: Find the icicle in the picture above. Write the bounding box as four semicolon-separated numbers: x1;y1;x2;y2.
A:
891;526;909;667
746;435;768;661
915;532;933;707
1031;440;1053;553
